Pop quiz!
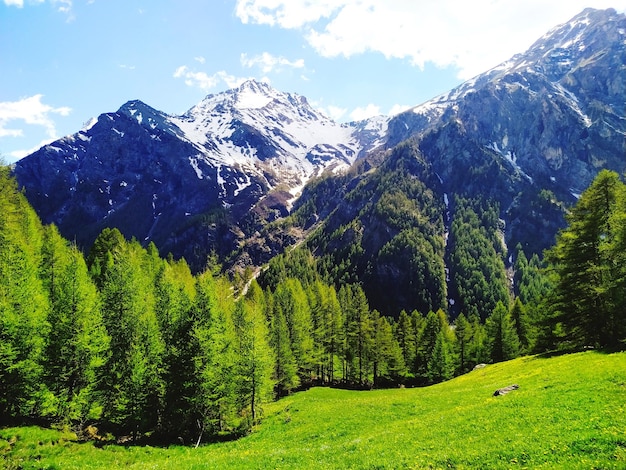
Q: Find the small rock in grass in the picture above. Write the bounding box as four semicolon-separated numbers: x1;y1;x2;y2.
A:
493;384;519;396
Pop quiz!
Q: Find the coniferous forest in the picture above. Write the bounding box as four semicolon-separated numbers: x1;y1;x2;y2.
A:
1;164;625;444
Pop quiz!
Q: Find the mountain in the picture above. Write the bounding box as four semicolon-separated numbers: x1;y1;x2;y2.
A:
13;80;387;270
13;8;625;316
255;7;626;316
389;7;625;200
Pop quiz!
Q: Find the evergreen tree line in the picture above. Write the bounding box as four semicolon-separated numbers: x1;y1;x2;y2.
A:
1;166;624;442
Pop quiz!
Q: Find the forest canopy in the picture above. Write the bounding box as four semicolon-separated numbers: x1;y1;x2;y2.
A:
0;165;624;443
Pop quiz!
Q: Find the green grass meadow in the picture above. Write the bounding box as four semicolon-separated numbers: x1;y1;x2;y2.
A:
2;351;625;469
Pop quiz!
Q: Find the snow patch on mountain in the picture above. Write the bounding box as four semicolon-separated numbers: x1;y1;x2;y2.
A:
166;79;384;191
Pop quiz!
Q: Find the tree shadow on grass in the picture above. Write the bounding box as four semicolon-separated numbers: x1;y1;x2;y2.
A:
535;344;625;360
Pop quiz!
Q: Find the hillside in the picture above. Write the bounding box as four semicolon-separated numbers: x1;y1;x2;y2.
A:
2;351;625;469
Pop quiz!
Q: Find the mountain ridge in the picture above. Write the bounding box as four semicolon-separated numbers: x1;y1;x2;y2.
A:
12;8;626;298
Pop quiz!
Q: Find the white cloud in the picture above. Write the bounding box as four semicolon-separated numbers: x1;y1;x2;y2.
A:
173;66;247;91
4;0;75;20
349;104;381;121
388;104;411;117
235;0;341;28
7;139;53;162
53;0;71;14
235;0;626;79
318;105;347;121
241;52;305;74
0;95;71;141
194;56;206;64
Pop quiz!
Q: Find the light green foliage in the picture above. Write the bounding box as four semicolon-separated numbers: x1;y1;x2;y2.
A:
267;289;300;396
193;271;238;437
156;257;199;437
0;167;49;416
273;279;315;382
306;281;343;383
97;237;165;436
420;310;456;384
509;297;532;353
1;165;624;448
339;284;374;384
234;281;275;427
513;246;551;306
453;313;472;373
40;225;109;424
371;311;406;384
394;310;416;375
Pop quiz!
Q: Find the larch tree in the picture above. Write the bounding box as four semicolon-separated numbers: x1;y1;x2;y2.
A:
233;281;274;428
40;225;109;425
454;313;472;373
545;170;626;348
193;270;238;441
0;167;49;417
274;278;315;383
97;238;165;438
394;310;416;377
267;292;299;397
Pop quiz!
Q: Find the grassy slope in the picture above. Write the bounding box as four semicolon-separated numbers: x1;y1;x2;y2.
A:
2;351;625;469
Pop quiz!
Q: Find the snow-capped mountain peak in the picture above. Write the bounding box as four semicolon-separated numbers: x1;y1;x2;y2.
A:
233;79;276;109
166;79;384;185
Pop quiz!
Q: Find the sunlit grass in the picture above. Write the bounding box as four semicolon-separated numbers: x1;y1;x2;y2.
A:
2;351;625;469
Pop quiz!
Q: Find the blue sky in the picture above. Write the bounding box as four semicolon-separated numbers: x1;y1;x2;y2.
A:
1;0;625;163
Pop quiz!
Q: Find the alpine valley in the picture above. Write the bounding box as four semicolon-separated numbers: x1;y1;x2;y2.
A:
13;7;626;317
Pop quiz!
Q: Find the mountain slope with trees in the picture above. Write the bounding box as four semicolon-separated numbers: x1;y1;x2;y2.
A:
1;162;625;443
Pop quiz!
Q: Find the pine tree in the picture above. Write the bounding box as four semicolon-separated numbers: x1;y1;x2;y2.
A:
486;301;520;362
545;170;626;348
454;313;472;373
